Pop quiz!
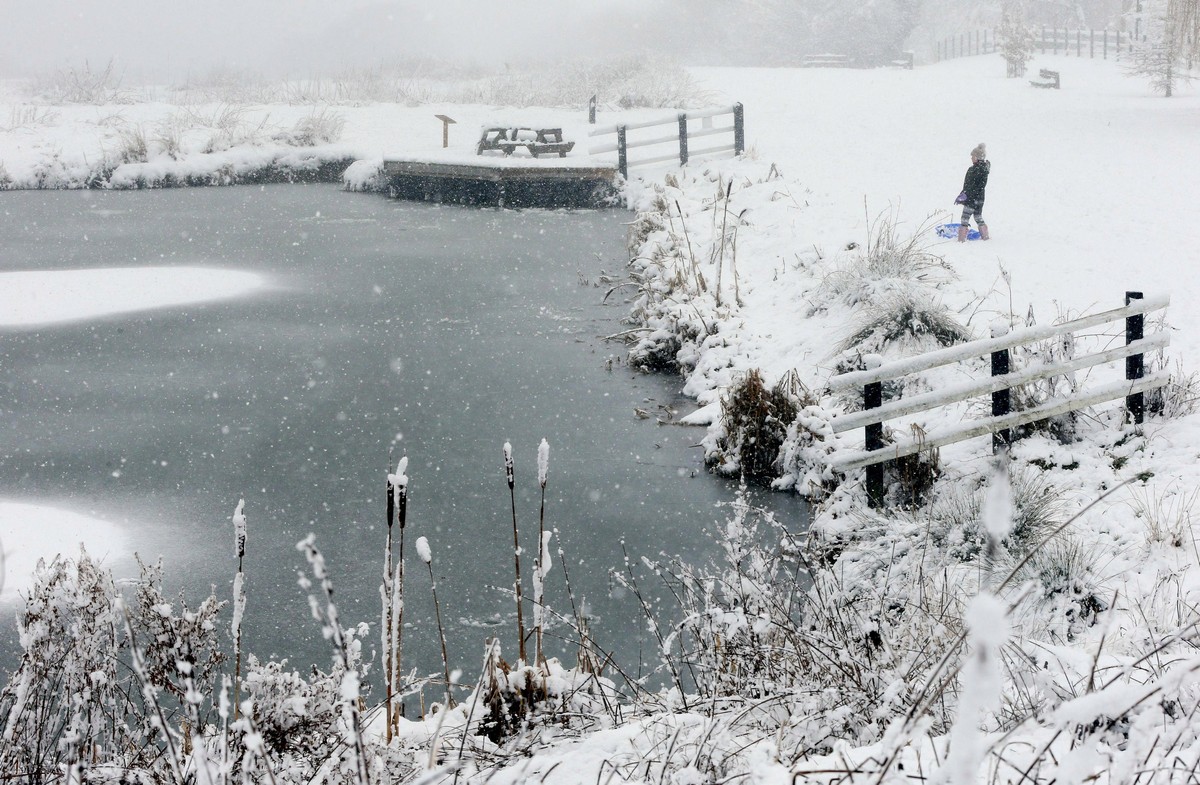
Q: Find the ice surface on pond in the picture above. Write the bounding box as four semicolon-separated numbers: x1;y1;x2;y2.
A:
0;267;266;327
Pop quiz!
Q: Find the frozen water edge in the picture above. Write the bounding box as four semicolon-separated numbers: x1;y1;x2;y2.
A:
0;265;266;597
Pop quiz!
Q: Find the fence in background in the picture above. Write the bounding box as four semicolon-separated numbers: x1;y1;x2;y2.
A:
828;293;1170;507
935;28;1134;62
588;104;744;180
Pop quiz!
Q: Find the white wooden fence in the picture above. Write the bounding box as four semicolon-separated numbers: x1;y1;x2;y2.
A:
827;293;1170;505
588;104;744;180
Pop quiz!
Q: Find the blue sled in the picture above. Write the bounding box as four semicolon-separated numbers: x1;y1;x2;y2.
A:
936;223;980;241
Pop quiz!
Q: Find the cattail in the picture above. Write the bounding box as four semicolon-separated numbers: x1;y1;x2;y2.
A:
382;456;410;739
416;536;454;708
503;442;527;663
534;439;551;665
231;499;247;721
390;457;408;731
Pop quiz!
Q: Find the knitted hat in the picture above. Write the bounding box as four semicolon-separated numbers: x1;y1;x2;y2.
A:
971;142;987;160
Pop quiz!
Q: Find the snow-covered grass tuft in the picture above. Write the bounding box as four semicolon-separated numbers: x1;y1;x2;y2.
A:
1125;481;1198;549
836;289;972;355
278;108;346;147
815;210;956;311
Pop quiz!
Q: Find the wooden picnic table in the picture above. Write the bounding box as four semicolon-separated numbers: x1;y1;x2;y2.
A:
477;127;575;158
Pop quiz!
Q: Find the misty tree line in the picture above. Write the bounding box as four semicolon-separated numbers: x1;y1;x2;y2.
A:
661;0;1135;66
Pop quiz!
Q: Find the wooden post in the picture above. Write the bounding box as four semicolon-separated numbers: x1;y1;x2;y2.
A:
434;114;456;149
1077;30;1081;56
617;126;628;180
1104;29;1108;59
733;103;744;155
588;94;597;124
865;380;884;507
678;113;689;167
991;324;1012;451
1042;27;1047;54
1126;291;1145;424
1091;29;1095;59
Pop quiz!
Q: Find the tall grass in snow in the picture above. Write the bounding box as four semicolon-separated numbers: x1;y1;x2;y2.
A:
503;442;528;664
533;439;552;667
232;499;247;721
416;535;454;710
296;535;370;785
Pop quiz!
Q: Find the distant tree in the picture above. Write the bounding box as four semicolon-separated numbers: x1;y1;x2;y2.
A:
998;0;1036;76
1126;0;1194;96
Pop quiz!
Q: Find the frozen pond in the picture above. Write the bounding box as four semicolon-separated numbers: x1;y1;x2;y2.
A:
0;184;805;692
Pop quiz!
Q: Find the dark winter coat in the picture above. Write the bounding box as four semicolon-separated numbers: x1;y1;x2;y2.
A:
962;159;990;208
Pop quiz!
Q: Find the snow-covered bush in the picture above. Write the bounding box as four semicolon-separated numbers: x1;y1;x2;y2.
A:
711;368;801;479
773;404;839;495
925;468;1066;564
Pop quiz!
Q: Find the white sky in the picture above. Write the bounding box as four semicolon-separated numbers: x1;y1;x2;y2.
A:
0;0;664;80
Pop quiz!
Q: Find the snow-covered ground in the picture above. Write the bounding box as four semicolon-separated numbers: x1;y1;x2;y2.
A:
2;53;1200;782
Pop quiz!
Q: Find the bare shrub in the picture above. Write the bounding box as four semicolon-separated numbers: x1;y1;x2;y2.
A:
34;59;133;104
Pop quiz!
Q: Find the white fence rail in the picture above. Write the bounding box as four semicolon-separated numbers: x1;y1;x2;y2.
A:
588;104;744;179
828;292;1170;505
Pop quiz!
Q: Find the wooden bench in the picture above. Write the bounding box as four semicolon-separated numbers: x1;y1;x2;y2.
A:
802;53;853;68
477;127;576;158
1030;68;1061;89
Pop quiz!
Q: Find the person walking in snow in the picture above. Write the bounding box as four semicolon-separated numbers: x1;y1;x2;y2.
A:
956;142;990;242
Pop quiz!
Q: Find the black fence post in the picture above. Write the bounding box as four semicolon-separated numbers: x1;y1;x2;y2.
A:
678;113;689;167
864;380;884;507
588;94;597;124
1126;291;1145;424
617;126;628;180
991;326;1012;451
732;103;744;155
